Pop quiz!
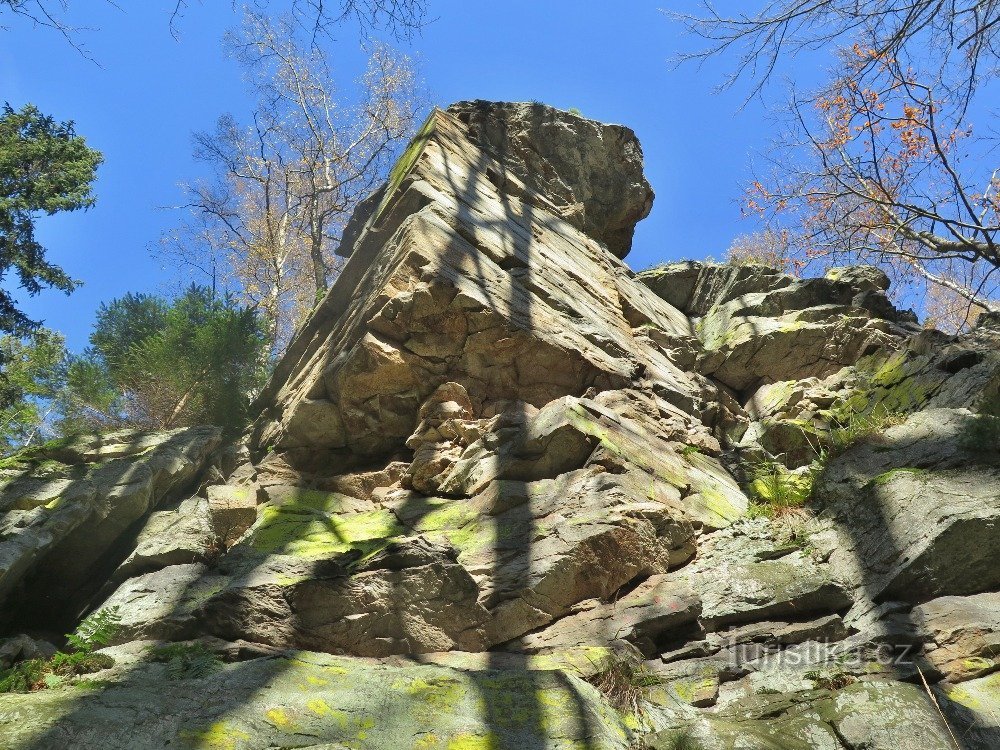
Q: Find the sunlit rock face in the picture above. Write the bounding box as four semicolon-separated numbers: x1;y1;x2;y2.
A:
3;102;1000;749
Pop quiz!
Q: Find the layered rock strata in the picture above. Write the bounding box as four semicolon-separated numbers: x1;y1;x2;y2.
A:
1;101;999;749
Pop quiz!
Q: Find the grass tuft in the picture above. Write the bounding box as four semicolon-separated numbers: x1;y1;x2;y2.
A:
585;650;662;717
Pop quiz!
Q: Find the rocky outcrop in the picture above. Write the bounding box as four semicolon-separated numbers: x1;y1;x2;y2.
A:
2;101;1000;749
0;427;220;625
447;100;654;259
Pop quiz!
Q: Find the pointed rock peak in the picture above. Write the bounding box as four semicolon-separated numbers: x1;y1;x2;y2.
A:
446;100;654;258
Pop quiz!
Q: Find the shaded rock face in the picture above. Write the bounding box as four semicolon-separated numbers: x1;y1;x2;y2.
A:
3;102;1000;749
0;426;221;629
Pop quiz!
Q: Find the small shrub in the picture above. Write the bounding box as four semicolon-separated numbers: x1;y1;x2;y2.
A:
656;727;705;750
960;413;1000;454
585;651;662;716
149;642;221;680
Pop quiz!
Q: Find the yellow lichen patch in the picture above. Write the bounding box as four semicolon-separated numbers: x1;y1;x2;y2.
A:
307;698;332;717
356;715;376;741
446;733;500;750
412;500;492;556
180;721;251;750
276;573;311;587
264;707;296;731
945;672;1000;711
402;675;469;723
250;506;403;560
414;734;441;749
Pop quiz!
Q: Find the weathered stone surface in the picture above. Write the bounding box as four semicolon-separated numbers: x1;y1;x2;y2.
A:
638;261;794;317
0;634;56;669
818;408;1000;603
692;277;902;392
910;592;1000;682
941;671;1000;748
674;520;853;631
0;650;634;750
706;613;849;652
688;553;852;630
205;484;259;546
249;106;707;472
194;462;696;656
0;426;221;614
648;681;964;750
7;101;1000;750
508;574;701;656
447;100;654;258
100;563;228;644
111;496;216;583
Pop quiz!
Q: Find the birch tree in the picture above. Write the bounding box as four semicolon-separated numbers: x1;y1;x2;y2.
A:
162;10;420;351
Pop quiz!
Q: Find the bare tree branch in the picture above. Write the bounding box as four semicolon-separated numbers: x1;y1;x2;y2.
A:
158;9;422;353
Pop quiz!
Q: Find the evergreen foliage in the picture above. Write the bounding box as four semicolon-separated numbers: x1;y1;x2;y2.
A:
60;285;268;436
0;328;68;449
0;103;101;336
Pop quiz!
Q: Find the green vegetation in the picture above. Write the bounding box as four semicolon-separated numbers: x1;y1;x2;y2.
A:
0;328;69;452
960;412;1000;455
60;285;267;437
149;642;222;680
871;467;929;486
804;669;856;691
747;460;819;517
584;650;662;717
0;607;120;693
0;286;268;451
0;103;102;337
826;405;907;455
65;607;122;653
746;406;908;518
654;727;705;750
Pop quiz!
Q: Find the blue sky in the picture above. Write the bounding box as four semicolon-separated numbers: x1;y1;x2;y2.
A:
1;1;819;351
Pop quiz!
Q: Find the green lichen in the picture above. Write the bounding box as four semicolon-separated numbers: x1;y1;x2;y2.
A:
180;721;251;750
446;734;500;750
376;112;438;220
871;467;930;486
250;506;403;560
263;707;296;731
411;499;491;556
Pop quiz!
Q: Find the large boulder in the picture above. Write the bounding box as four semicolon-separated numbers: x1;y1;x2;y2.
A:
0;426;221;620
6;101;1000;750
447;100;654;258
817;408;1000;603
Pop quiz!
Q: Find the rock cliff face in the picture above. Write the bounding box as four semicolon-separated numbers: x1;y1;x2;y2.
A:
2;101;1000;749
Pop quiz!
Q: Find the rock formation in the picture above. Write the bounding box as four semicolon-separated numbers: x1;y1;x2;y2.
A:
2;100;1000;749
